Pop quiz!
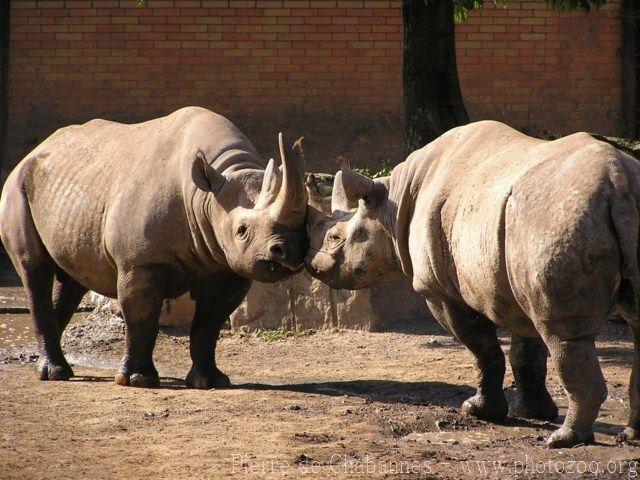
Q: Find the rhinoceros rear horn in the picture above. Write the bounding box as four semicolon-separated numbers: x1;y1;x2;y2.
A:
192;151;226;195
266;133;307;227
253;157;279;211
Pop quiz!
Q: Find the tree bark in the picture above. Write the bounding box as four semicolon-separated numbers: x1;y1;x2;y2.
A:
403;0;469;155
621;0;639;139
0;0;10;173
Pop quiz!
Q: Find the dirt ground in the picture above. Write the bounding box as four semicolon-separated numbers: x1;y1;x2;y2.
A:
1;308;640;480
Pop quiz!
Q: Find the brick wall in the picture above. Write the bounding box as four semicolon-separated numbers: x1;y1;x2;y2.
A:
456;1;623;137
4;0;624;173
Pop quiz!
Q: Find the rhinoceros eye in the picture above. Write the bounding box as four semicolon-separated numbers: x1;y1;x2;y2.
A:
237;224;248;238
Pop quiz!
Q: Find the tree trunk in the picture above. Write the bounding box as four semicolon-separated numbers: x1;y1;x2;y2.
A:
403;0;469;155
0;0;10;174
621;0;639;139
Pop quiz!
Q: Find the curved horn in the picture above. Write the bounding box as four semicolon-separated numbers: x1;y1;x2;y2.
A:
253;158;279;210
268;132;307;227
339;163;375;203
331;171;353;213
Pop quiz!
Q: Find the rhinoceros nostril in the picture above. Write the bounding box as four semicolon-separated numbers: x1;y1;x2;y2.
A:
269;243;286;260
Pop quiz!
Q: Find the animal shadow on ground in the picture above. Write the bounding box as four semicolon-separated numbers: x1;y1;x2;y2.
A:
68;374;626;436
71;375;186;390
237;379;474;408
237;380;565;432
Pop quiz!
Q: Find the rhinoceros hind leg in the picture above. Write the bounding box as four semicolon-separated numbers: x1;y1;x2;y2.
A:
21;263;74;382
544;336;606;448
427;298;508;421
509;335;558;421
186;274;251;390
115;268;164;389
1;189;74;381
616;326;640;444
52;270;88;340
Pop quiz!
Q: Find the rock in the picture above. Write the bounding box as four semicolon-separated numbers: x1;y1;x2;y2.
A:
85;271;430;332
158;295;195;327
85;292;195;328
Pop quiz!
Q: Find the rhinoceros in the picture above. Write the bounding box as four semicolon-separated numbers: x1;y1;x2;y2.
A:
0;106;308;389
305;120;640;447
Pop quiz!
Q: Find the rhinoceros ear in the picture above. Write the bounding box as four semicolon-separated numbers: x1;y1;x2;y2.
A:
191;151;226;195
292;137;306;170
306;173;329;215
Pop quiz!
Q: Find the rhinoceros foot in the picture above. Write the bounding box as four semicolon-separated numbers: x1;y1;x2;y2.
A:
114;371;160;389
546;426;594;448
615;427;640;444
511;392;558;421
38;359;74;381
461;392;508;421
185;365;231;390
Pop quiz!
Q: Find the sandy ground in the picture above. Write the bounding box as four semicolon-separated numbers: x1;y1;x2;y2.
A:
1;310;640;480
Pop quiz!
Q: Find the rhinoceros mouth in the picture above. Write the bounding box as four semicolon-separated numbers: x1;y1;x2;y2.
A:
258;259;303;277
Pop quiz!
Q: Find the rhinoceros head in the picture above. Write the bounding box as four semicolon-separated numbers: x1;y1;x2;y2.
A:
304;164;399;290
191;133;308;283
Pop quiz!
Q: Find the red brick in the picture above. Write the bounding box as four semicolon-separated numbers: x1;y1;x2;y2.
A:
5;0;627;165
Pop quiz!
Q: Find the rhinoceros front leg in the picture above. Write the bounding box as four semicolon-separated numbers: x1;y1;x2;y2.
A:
509;335;558;421
185;274;251;390
427;298;508;421
114;268;165;388
543;336;606;448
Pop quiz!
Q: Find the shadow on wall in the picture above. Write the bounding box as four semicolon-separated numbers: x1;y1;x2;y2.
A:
232;109;405;174
4;106;404;179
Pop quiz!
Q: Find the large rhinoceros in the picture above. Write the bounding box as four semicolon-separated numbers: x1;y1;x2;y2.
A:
305;120;640;448
0;106;308;389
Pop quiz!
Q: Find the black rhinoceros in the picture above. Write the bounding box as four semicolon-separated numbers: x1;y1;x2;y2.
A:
0;106;308;389
305;120;640;448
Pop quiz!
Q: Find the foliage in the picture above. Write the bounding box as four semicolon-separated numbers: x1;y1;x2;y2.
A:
449;0;608;22
351;160;393;179
256;326;315;342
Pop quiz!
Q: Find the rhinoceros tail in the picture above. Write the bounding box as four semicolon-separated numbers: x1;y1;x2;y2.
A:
611;199;640;329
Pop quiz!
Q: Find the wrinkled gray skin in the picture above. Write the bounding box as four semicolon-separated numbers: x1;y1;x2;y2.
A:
306;120;640;448
0;106;308;389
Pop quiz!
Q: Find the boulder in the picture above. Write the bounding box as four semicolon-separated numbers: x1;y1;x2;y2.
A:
86;271;430;332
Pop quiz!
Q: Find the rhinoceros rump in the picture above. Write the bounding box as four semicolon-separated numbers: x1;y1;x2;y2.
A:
0;106;308;389
305;120;640;448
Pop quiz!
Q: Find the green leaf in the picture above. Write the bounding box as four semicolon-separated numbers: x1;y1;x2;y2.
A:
449;0;607;23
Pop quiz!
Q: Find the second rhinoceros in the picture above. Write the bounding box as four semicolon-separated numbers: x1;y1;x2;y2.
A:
0;106;308;389
305;120;640;448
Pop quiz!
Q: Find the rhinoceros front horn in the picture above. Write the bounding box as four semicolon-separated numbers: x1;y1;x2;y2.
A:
264;132;307;227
